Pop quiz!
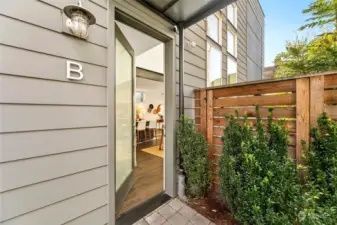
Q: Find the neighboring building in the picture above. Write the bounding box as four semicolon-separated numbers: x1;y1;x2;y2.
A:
264;65;277;79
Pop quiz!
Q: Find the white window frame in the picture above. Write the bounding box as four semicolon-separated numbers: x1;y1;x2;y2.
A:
207;42;223;87
227;3;237;28
206;12;223;87
206;12;222;45
226;3;238;84
227;26;237;58
227;55;238;84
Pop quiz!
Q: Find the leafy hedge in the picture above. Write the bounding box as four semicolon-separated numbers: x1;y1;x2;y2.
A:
219;107;337;225
178;116;213;197
299;113;337;224
219;107;302;225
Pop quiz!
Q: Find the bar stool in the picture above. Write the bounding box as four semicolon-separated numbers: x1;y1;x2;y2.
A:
136;121;146;143
147;121;157;140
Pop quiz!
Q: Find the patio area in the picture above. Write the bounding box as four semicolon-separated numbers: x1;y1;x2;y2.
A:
133;198;215;225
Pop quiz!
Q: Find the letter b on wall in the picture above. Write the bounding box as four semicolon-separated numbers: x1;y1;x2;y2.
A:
67;61;84;80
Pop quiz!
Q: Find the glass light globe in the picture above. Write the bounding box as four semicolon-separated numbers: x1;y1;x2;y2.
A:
67;11;89;39
63;2;96;39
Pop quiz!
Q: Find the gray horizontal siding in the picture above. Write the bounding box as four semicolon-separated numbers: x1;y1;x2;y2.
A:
0;15;107;66
0;45;106;86
237;0;248;82
63;205;108;225
176;23;207;121
1;147;107;192
39;0;107;28
0;105;106;133
1;186;107;225
0;127;107;162
0;75;107;106
0;0;107;47
1;167;107;221
0;0;108;224
90;0;107;9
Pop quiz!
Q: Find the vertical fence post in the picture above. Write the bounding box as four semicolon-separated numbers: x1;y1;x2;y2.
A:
296;78;310;164
207;90;214;160
200;90;207;137
310;76;325;128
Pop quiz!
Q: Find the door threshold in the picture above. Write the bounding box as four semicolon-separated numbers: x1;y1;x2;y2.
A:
116;192;171;225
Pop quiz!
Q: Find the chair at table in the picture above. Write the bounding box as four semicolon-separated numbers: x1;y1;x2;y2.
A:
147;121;157;140
136;121;146;143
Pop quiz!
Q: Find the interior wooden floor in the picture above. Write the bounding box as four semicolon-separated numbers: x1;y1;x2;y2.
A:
119;140;163;215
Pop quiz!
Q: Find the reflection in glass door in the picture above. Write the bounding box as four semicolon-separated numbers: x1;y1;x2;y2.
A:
115;23;135;211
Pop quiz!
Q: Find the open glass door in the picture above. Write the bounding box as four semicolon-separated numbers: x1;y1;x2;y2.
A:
115;23;135;212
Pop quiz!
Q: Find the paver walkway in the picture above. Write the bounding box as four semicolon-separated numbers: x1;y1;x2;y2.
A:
133;198;215;225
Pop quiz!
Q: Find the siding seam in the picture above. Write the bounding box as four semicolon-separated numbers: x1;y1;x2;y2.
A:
175;71;205;81
61;204;108;225
1;145;108;164
0;43;107;68
187;28;207;43
0;14;107;49
0;125;107;135
176;48;207;62
0;103;107;107
37;0;107;29
0;165;108;194
0;73;107;88
247;55;263;69
89;0;107;9
1;185;108;223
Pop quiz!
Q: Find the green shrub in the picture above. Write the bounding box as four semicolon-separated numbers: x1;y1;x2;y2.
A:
298;113;337;225
219;106;302;225
178;116;213;197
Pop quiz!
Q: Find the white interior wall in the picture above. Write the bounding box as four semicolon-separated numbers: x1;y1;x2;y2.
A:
136;44;164;74
136;77;165;116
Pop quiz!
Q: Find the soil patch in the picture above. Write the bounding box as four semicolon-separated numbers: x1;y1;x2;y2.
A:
186;198;239;225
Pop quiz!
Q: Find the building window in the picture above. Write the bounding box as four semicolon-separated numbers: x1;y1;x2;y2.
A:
206;12;222;87
207;43;222;87
135;92;145;102
227;29;237;57
207;14;221;43
227;56;237;84
227;4;237;27
226;3;238;84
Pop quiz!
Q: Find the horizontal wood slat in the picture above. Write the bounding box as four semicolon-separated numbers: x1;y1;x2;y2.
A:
324;74;337;89
194;90;200;99
325;105;337;120
194;99;200;107
212;80;296;97
214;93;296;107
213;107;296;118
325;90;337;104
195;117;201;124
213;146;221;155
195;125;201;132
213;135;296;146
194;108;201;117
213;118;296;131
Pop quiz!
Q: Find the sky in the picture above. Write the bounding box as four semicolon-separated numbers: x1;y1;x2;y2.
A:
259;0;319;66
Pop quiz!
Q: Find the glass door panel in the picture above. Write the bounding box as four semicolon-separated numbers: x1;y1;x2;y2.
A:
115;37;133;191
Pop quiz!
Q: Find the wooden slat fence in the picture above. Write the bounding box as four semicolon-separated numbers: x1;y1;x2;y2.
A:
194;73;337;197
